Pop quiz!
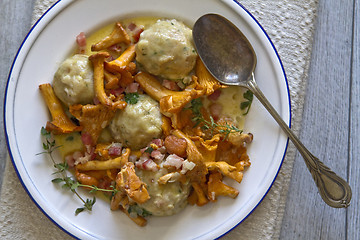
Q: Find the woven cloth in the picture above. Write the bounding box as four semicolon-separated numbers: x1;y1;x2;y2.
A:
0;0;318;239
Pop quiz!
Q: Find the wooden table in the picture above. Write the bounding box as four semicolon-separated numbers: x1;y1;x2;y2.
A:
280;1;359;239
0;0;358;239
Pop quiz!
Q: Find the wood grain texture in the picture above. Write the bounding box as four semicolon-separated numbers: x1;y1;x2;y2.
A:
1;0;359;239
348;0;360;239
0;0;36;192
280;0;358;239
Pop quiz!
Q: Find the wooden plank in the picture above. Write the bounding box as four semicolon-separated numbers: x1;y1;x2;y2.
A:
280;0;354;239
0;0;36;191
348;0;360;239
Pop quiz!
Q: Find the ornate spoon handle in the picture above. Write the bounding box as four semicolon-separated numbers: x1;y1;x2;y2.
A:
246;75;352;208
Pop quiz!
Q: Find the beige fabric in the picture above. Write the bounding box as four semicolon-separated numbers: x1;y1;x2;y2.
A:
0;0;318;239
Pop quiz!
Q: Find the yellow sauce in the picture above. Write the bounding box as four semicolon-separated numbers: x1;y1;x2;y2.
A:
85;17;159;56
54;132;83;159
202;86;247;129
217;87;247;128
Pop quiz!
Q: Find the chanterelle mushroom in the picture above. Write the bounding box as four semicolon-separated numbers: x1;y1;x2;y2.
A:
69;104;117;145
171;129;208;183
195;57;225;96
39;83;82;134
207;171;239;201
91;22;131;52
89;52;127;109
135;72;204;116
105;44;136;72
116;162;150;204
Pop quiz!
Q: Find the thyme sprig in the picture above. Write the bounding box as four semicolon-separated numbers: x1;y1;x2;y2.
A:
38;127;118;215
188;99;243;139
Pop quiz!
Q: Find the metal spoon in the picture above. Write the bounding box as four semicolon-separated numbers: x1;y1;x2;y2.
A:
192;13;352;208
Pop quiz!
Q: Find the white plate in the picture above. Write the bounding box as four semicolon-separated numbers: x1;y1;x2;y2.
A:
4;0;290;239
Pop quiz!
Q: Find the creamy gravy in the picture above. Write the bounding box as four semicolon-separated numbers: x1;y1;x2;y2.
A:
86;17;247;128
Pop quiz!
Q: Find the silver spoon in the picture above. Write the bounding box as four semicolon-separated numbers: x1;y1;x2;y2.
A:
192;13;352;208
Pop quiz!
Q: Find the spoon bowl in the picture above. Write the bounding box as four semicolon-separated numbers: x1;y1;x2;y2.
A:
193;14;256;86
193;14;352;208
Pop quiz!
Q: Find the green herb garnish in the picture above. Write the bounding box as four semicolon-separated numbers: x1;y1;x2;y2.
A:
38;127;118;215
125;92;139;104
128;204;152;217
65;135;74;141
144;147;154;154
187;98;203;126
240;90;253;115
187;98;243;139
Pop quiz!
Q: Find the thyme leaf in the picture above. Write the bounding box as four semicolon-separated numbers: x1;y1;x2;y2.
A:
75;197;96;215
128;204;152;217
240;90;253;115
52;162;68;174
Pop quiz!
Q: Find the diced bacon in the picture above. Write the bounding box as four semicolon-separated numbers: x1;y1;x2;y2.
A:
108;143;122;156
76;32;87;54
135;161;143;169
110;87;124;97
162;79;181;91
128;23;137;31
135;152;158;171
129;154;138;163
142;159;159;171
157;146;167;154
209;102;223;121
151;150;165;161
151;138;163;147
163;154;184;169
83;144;96;160
136;162;146;170
128;23;144;43
74;152;92;165
81;132;93;146
65;155;75;168
180;160;196;174
76;32;86;46
208;89;222;101
125;82;139;93
108;43;122;52
132;28;143;43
